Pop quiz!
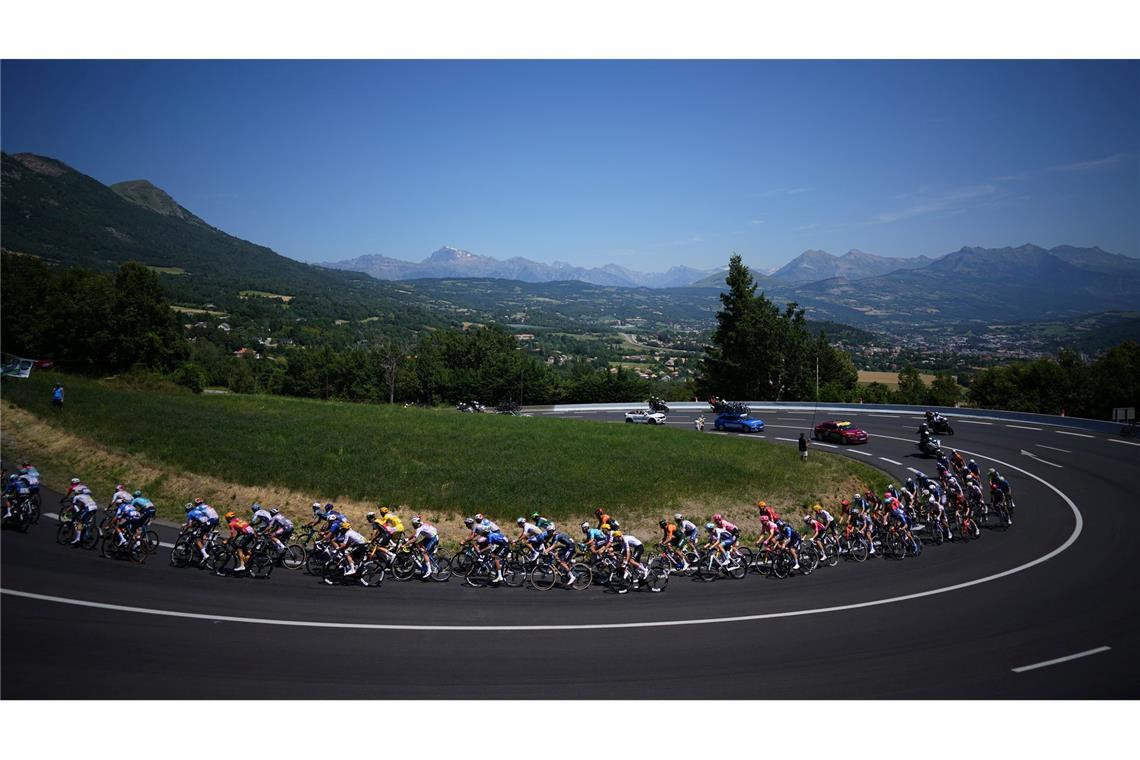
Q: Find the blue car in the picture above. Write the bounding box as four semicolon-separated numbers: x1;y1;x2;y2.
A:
714;413;765;433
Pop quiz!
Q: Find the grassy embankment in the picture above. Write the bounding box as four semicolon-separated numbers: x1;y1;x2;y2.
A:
1;372;889;543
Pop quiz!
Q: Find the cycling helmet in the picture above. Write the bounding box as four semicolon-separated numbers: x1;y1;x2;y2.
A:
609;520;620;530
812;504;822;512
705;522;715;531
531;511;540;520
987;468;995;476
270;507;280;516
380;506;390;516
659;519;667;527
366;512;376;521
612;530;623;539
757;500;767;508
674;513;684;521
195;497;205;505
474;513;483;521
70;478;80;485
546;523;556;532
477;525;488;534
340;522;351;531
411;516;422;526
601;522;612;531
325;503;335;511
224;511;236;520
841;499;850;507
713;513;722;522
594;508;603;516
969;459;976;466
184;503;194;513
803;514;813;525
516;517;526;525
581;522;590;532
854;493;861;500
463;517;474;527
115;483;124;490
133;490;142;497
311;501;321;509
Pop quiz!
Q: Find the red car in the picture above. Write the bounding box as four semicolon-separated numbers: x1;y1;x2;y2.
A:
813;419;869;445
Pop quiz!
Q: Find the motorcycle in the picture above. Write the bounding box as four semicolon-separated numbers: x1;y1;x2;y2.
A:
648;397;670;414
456;401;485;413
916;437;943;459
926;417;954;435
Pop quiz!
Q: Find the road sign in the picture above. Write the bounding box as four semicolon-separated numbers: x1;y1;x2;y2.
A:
1113;407;1135;422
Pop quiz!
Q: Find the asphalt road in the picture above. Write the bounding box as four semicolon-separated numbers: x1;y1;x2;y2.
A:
3;406;1137;698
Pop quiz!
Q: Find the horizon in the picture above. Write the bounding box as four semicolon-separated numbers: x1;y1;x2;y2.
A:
2;60;1138;270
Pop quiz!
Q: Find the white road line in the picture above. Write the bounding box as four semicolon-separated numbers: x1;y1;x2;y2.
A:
774;437;798;443
868;415;901;419
1056;431;1094;439
1108;438;1140;448
812;442;838;449
1007;424;1043;431
907;466;923;475
846;449;873;456
1019;450;1062;468
1036;444;1071;454
776;417;807;421
1012;646;1111;673
959;420;993;425
879;457;903;465
11;441;1083;633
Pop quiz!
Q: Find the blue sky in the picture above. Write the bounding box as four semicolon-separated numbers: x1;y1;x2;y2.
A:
2;60;1137;271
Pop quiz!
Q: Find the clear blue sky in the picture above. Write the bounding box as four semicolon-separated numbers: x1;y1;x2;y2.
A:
3;60;1137;270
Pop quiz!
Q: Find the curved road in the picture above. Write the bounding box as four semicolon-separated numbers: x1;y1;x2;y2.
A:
2;406;1137;697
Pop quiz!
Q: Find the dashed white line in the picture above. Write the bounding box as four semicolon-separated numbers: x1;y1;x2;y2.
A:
1007;424;1043;431
1056;431;1094;439
846;449;873;456
907;467;923;475
774;437;798;443
1036;444;1071;454
812;442;838;449
868;415;901;419
879;457;903;465
1108;438;1140;448
1012;646;1111;673
959;420;993;425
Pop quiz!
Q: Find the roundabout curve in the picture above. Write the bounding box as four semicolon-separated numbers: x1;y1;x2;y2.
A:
2;405;1137;698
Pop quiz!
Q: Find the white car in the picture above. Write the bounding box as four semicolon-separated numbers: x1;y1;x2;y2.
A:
624;410;667;425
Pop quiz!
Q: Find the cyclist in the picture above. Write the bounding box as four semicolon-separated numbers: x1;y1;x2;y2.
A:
712;513;740;538
331;521;368;578
223;510;255;574
773;520;802;571
886;499;916;548
18;461;40;491
544;524;579;582
843;501;875;554
755;514;779;550
69;489;99;544
966;458;981;479
474;524;509;584
757;500;781;524
250;503;273;532
704;521;737;565
658;518;688;570
474;512;501;535
900;478;917;509
674;513;699;549
111;497;140;548
2;474;32;519
812;503;837;536
950;449;967;474
803;513;829;562
65;477;91;499
182;501;210;561
530;511;551;530
594;507;612;529
581;521;609;557
988;468;1013;501
928;493;951;541
613;530;648;579
409;516;440;579
265;508;293;554
851;492;869;513
304;502;326;531
516;516;546;561
130;490;156;540
109;483;133;512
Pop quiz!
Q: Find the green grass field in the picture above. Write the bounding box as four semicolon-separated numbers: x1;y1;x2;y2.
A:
2;372;888;529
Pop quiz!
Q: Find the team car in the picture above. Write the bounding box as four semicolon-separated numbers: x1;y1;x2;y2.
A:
813;419;869;444
713;413;765;433
624;410;667;425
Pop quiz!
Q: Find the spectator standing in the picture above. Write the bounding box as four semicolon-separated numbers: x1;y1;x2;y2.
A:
798;432;808;462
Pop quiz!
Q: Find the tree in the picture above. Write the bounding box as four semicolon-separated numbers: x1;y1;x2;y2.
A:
928;373;961;407
894;365;927;406
375;336;405;404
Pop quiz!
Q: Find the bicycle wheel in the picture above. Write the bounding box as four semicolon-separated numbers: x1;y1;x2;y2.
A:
696;554;719;582
502;560;527;588
170;541;193;568
569;563;593;590
848;536;869;562
609;571;631;594
726;555;747;580
645;566;669;592
80;524;100;550
249;556;274;579
465;561;491;588
282;544;306;570
392;551;417;581
772;552;790;579
451;551;474;575
821;541;839;567
100;535;118;559
359;560;385;587
129;540;147;564
208;545;233;573
429;556;452;582
529;563;557;591
29;502;40;524
56;521;74;545
145;530;160;554
798;546;816;576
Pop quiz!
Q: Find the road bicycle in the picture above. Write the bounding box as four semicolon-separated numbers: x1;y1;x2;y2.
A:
527;552;593;590
55;507;100;550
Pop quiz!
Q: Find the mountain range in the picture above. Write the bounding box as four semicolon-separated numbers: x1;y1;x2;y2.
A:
326;247;722;288
3;150;1139;331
